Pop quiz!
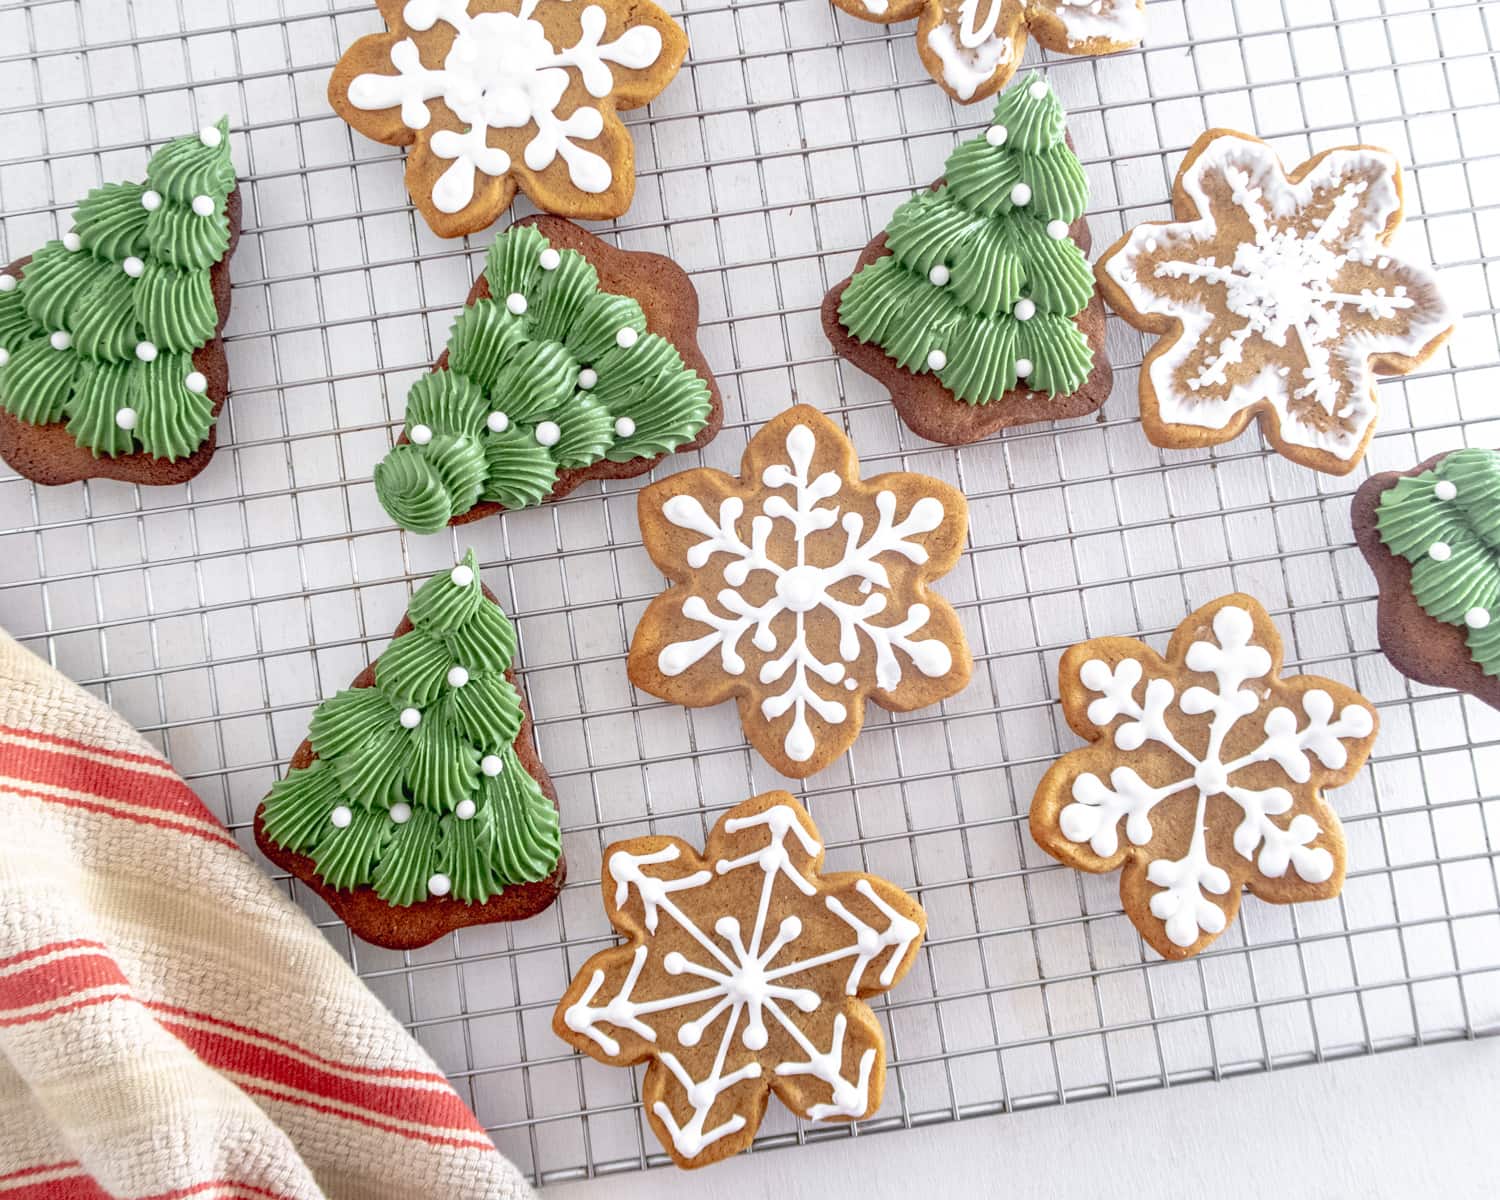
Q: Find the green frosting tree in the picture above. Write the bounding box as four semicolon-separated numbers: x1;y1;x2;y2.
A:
1377;447;1500;675
838;73;1095;402
373;223;714;533
0;119;236;460
260;550;562;906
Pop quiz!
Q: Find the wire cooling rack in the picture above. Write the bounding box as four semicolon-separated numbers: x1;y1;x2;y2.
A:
2;0;1499;1187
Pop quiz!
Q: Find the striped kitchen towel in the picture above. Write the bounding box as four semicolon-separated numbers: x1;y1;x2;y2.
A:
0;629;532;1200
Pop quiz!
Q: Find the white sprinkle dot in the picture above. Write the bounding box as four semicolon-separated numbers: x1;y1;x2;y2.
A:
409;423;433;445
199;126;223;148
578;368;598;390
427;873;452;897
1435;480;1458;501
192;194;215;217
985;124;1009;147
1014;298;1036;321
486;410;509;433
539;248;561;271
62;232;82;252
141;190;162;212
928;264;950;286
1047;219;1070;240
616;326;638;349
450;564;474;587
455;799;477;821
1429;541;1453;562
927;349;947;371
614;416;636;438
399;707;422;729
330;805;352;829
114;407;138;431
390;802;412;825
0;349;8;368
506;292;527;315
0;274;16;292
535;420;561;447
1467;607;1492;630
446;665;470;688
481;753;504;777
123;256;145;278
50;331;72;351
1029;80;1049;100
1011;183;1032;207
1016;358;1034;379
135;341;158;363
185;371;208;394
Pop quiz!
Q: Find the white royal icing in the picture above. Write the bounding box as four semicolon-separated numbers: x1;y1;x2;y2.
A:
347;0;664;211
1044;0;1145;47
925;0;1013;103
1054;604;1374;949
1103;137;1454;460
561;802;920;1158
655;422;954;764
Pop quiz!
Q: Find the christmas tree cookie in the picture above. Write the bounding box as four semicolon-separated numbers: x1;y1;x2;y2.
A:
1354;448;1500;710
0;119;241;486
373;216;721;534
254;550;564;948
823;74;1112;445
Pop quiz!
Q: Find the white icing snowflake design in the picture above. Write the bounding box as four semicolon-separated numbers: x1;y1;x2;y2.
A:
629;405;970;777
1099;133;1454;470
555;792;924;1166
335;0;677;225
1031;596;1379;959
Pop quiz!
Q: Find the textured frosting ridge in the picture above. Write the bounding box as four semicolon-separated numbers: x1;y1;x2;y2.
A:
0;118;235;460
261;550;562;905
373;223;713;533
1377;447;1500;676
839;72;1095;405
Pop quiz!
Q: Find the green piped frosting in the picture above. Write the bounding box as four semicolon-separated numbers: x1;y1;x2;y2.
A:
838;73;1095;405
372;223;714;533
1376;447;1500;677
261;549;562;906
0;119;235;460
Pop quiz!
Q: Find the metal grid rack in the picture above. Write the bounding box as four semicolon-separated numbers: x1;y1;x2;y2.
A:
2;0;1498;1187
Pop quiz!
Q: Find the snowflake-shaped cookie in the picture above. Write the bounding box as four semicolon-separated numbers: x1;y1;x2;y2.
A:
554;791;925;1168
329;0;687;235
1096;131;1455;476
830;0;1144;105
628;405;971;777
1031;595;1379;960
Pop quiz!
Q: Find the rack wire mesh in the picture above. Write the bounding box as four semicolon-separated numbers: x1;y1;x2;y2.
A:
1;0;1498;1186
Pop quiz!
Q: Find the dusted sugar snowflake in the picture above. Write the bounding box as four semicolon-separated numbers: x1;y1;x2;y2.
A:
1031;595;1379;960
328;0;687;235
628;405;971;778
553;791;925;1169
1096;130;1454;476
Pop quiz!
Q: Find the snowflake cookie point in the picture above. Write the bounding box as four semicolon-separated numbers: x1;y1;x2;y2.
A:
1032;593;1378;960
628;404;971;777
553;791;925;1168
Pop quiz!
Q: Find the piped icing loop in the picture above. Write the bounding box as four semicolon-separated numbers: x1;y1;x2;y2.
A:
261;550;561;905
0;117;235;461
373;222;713;531
838;73;1096;405
1377;447;1500;675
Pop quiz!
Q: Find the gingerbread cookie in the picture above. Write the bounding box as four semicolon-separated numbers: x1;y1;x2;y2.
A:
554;790;925;1169
1031;594;1379;959
823;74;1112;445
829;0;1144;106
628;405;971;778
328;0;688;236
373;216;720;533
1354;447;1500;710
254;550;564;949
1095;130;1455;476
0;119;240;486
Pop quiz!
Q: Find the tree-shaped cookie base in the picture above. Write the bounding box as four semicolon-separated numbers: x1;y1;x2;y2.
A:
254;551;564;949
